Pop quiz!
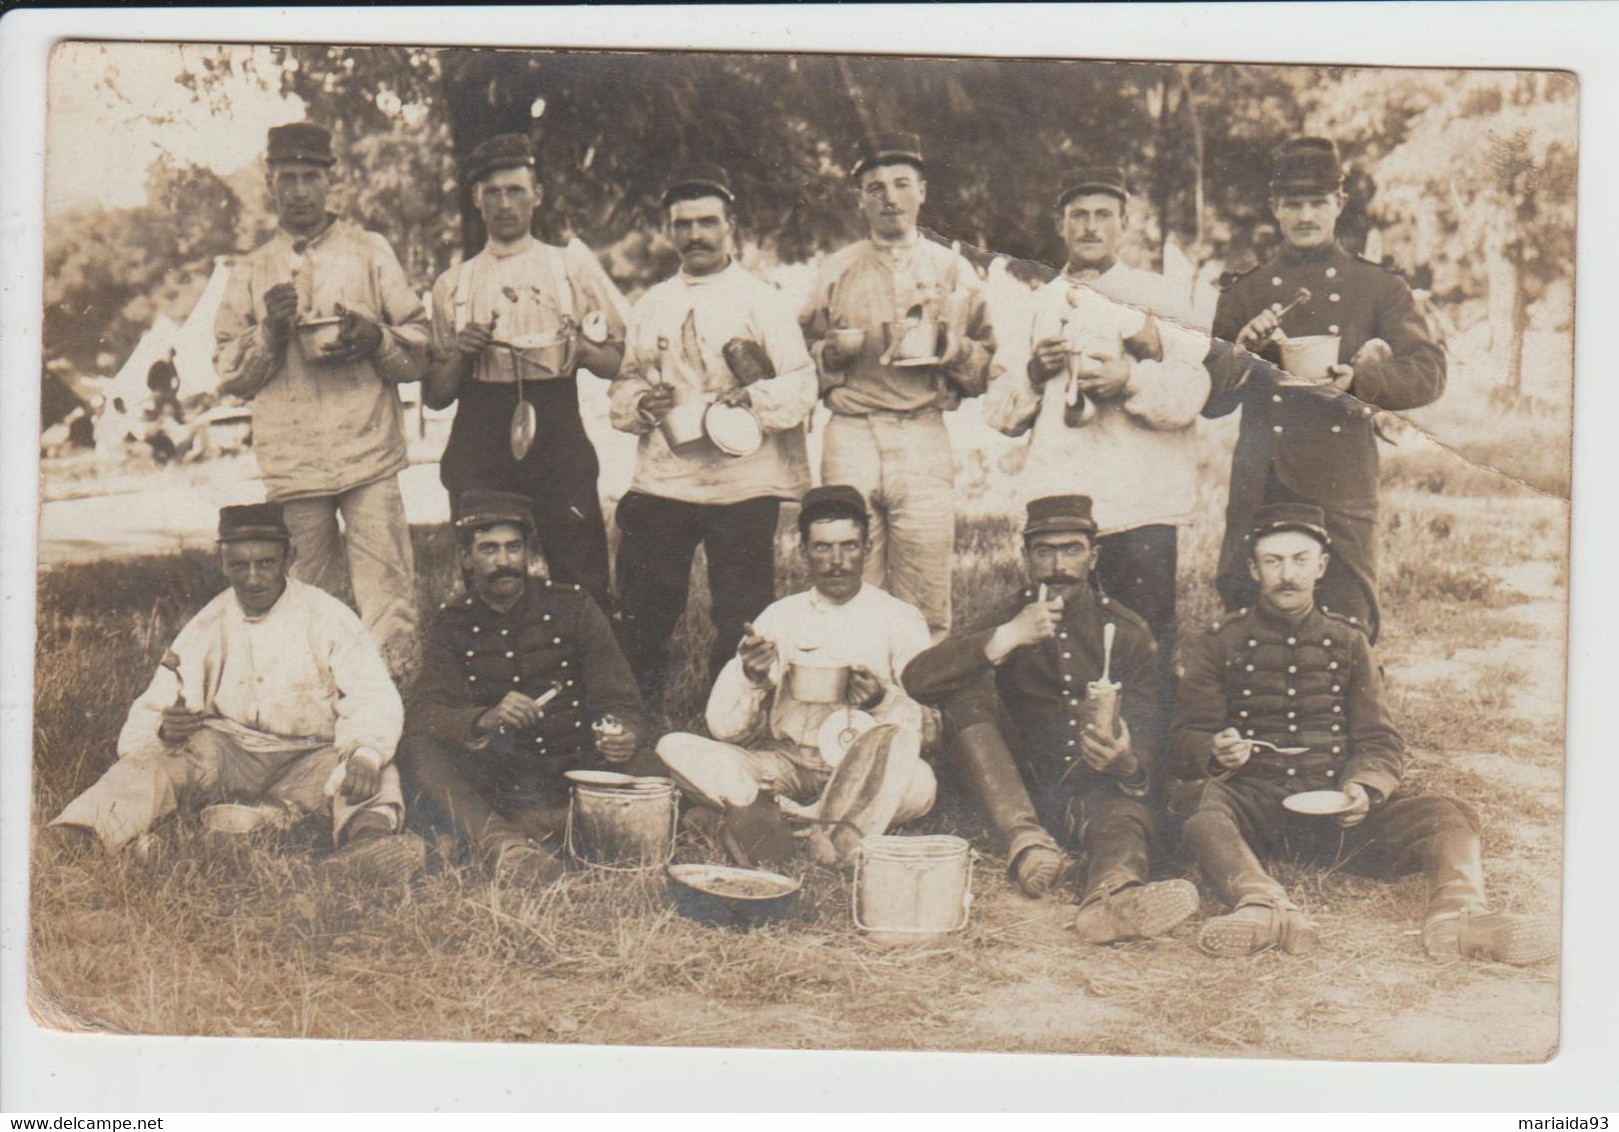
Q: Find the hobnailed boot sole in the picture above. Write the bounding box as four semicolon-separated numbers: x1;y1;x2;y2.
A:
324;832;426;886
1197;903;1320;958
494;842;567;888
1012;846;1066;899
1423;911;1559;966
1072;879;1200;944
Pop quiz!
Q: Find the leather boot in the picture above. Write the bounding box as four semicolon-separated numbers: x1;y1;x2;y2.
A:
1421;910;1558;966
1072;879;1200;945
950;722;1062;895
1197;899;1320;958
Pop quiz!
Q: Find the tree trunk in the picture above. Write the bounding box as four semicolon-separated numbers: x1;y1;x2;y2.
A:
1507;239;1530;397
1177;66;1205;254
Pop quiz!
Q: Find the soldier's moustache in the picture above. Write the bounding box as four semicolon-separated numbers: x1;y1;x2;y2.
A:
489;568;524;582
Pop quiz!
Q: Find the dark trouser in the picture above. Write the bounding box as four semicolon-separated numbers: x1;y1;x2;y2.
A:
943;684;1160;906
1096;523;1178;726
1181;775;1488;919
397;732;659;862
614;491;782;708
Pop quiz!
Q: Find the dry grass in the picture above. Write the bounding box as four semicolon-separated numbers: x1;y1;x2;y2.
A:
28;361;1569;1061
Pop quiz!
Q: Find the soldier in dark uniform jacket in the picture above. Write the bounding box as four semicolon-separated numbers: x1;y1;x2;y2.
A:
1174;503;1556;964
1204;137;1447;643
398;490;652;885
904;496;1198;944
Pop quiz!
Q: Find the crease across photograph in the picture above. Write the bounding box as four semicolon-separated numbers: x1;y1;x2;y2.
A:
30;41;1571;1062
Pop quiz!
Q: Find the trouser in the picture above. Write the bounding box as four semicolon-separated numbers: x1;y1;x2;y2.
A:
946;714;1158;907
51;725;403;853
396;732;660;862
613;491;782;708
822;411;955;637
654;732;937;825
1181;776;1488;919
1096;523;1179;726
1218;468;1379;642
282;476;418;678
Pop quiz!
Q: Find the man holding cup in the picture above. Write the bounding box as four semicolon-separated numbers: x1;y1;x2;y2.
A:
397;491;651;886
799;132;997;639
655;485;937;866
1204;136;1447;643
608;164;817;707
425;133;631;614
985;166;1211;720
1172;503;1555;963
904;496;1197;943
213;122;430;679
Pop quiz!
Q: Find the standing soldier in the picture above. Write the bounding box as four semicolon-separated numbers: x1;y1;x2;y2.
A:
609;164;817;709
425;133;630;614
799;132;996;639
1206;137;1446;643
986;166;1210;719
214;122;430;679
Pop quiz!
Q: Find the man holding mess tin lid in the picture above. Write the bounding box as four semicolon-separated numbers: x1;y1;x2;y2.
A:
213;122;430;680
1172;503;1555;963
655;485;937;868
397;491;651;887
608;164;817;709
1204;136;1446;644
904;495;1197;944
425;133;631;615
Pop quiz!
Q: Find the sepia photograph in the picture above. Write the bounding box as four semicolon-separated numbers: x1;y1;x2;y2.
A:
16;21;1585;1089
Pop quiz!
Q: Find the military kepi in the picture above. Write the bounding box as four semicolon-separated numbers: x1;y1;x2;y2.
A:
799;484;869;528
466;133;537;184
1023;494;1099;537
1057;165;1130;209
1248;502;1331;547
662;163;735;206
218;503;291;543
1269;136;1343;195
454;489;535;533
266;122;335;167
851;131;924;178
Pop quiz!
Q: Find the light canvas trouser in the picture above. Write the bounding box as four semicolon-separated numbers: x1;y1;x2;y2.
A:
51;724;404;853
821;411;955;637
654;732;936;825
282;475;418;678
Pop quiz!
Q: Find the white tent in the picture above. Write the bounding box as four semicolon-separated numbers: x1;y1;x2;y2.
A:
171;257;231;398
107;312;181;409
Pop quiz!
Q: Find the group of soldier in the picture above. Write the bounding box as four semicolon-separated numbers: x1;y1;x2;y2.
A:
45;120;1556;966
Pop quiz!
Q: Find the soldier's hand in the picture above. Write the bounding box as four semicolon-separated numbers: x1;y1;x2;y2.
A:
1236;308;1282;349
340;748;382;803
1326;363;1355;392
637;383;676;425
1075;353;1132;401
455;320;496;358
846;665;886;711
1211;727;1253;771
820;340;851;373
157;706;207;745
263;283;300;341
717;386;753;409
1350;337;1393;368
1081;717;1136;777
322;304;384;362
1003;596;1064;649
1337;781;1372;828
477;691;543;733
596;725;639;764
1124;314;1165;363
1028;336;1069;385
738;623;777;685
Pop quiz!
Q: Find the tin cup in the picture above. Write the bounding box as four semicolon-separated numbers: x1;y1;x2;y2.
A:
1082;680;1122;739
1279;335;1341;382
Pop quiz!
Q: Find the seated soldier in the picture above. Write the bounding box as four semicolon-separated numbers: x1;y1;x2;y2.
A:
397;490;652;886
1174;502;1558;963
47;504;422;883
655;485;937;866
905;495;1198;943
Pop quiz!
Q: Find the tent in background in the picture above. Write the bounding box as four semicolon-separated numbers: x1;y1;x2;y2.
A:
106;312;181;410
170;257;230;398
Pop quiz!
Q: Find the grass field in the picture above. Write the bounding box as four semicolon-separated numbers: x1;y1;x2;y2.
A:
28;348;1569;1061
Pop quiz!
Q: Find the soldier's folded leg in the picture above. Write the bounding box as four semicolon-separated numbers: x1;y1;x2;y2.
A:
396;733;533;866
656;732;786;810
1070;787;1197;943
50;727;230;852
1184;780;1318;955
811;724;929;865
946;717;1062;896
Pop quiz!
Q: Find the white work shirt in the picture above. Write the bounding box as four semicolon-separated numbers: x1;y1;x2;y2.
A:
706;583;932;768
118;578;403;764
985;261;1211;533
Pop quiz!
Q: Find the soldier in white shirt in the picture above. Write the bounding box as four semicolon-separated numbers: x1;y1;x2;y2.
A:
656;486;937;865
48;505;422;884
986;166;1211;720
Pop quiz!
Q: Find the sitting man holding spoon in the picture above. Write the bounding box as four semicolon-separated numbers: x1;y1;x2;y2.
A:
1173;503;1556;963
905;495;1198;944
